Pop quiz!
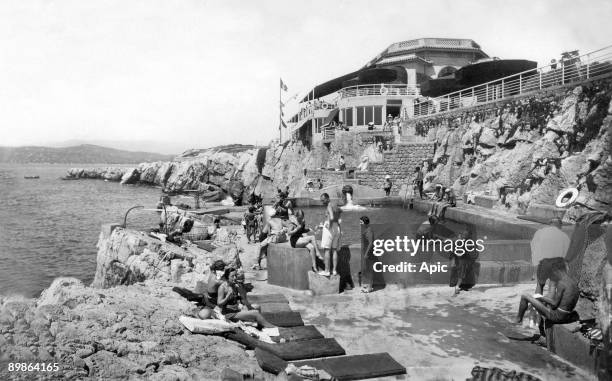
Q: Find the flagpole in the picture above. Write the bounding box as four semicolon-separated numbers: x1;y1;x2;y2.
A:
279;79;282;143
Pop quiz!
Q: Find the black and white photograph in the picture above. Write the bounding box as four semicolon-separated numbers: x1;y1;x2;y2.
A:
0;1;611;380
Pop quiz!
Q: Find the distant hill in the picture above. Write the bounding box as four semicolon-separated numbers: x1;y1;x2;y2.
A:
0;144;175;164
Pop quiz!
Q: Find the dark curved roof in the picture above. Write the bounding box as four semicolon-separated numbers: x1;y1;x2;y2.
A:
301;66;407;102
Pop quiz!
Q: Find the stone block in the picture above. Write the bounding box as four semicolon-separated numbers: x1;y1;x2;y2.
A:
101;223;122;240
526;203;567;220
550;324;603;375
267;244;311;290
478;240;532;262
474;195;498;209
307;271;340;295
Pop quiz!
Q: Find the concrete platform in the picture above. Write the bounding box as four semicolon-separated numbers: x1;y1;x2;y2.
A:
549;324;604;376
267;243;311;290
413;199;543;240
526;203;567;220
308;271;340;295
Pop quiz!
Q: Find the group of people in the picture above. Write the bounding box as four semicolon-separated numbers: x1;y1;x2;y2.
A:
254;192;343;278
427;183;457;224
198;259;277;330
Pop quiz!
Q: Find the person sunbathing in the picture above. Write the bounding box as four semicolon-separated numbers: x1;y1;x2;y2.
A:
197;260;227;319
287;209;323;272
217;268;276;328
514;260;579;325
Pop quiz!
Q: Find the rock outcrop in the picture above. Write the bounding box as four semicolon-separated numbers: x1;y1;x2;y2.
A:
0;225;258;380
407;79;612;216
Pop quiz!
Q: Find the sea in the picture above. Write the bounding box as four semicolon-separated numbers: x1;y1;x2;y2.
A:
0;164;161;298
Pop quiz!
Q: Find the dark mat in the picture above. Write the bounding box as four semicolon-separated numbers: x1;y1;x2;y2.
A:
225;330;345;360
260;302;293;313
261;311;304;327
193;240;216;252
273;326;324;343
249;294;289;304
292;353;406;380
255;348;287;374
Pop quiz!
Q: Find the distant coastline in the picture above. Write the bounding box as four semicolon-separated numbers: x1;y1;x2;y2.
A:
0;144;175;164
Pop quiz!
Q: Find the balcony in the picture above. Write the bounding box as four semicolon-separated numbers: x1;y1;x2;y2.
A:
339;84;420;99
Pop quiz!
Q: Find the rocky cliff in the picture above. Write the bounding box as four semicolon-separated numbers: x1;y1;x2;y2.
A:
407;78;612;216
0;225;258;380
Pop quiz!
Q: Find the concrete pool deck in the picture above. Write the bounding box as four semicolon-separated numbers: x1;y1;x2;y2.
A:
238;237;595;380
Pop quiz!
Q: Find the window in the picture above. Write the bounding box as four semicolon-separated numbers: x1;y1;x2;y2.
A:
365;107;373;124
374;106;382;125
356;106;365;126
343;108;353;126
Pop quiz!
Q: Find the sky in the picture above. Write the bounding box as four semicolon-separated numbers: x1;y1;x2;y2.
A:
0;0;610;154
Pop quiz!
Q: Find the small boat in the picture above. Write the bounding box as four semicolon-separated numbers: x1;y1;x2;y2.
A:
24;176;40;179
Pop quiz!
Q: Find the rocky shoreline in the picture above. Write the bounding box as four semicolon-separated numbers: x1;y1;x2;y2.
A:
0;223;263;380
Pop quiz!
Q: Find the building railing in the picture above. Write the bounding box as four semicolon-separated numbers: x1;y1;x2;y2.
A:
412;45;612;118
322;126;336;140
339;84;420;99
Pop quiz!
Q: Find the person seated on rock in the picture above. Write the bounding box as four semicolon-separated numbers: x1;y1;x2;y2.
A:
427;185;446;223
514;260;579;326
287;209;323;272
166;218;194;244
253;209;288;270
197;260;227;319
217;268;276;328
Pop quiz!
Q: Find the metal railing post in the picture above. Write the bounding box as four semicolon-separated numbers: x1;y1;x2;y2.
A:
586;53;590;79
561;64;565;85
539;69;542;90
519;74;522;94
501;79;505;98
486;83;489;101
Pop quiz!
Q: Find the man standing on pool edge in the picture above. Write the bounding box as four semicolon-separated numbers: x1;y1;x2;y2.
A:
318;193;342;277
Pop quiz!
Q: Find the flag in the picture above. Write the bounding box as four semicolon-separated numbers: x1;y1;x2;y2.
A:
280;100;285;108
280;108;284;117
280;118;287;128
280;78;288;92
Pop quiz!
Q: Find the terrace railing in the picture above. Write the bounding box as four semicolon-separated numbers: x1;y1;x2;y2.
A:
322;126;336;141
412;45;612;118
339;84;420;99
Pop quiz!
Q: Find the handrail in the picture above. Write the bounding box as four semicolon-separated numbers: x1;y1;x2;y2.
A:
411;44;612;118
339;83;420;99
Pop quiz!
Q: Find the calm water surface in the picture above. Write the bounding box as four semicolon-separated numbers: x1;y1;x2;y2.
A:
0;164;160;298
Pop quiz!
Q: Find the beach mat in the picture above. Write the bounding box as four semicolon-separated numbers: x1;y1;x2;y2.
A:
273;326;324;343
255;348;287;374
225;330;345;360
249;294;289;304
292;353;406;380
259;302;293;313
193;240;216;252
261;311;304;327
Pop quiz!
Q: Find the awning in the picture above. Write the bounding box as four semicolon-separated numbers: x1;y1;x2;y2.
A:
324;108;340;125
301;66;408;102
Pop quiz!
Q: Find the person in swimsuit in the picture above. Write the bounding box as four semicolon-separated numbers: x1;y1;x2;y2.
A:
217;268;276;328
514;260;579;324
287;209;323;272
253;209;288;270
197;259;226;319
319;193;342;277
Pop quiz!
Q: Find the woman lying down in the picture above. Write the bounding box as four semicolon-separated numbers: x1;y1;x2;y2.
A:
199;267;277;333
